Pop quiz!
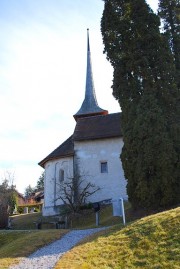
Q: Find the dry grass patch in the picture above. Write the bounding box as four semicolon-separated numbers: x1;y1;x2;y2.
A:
0;229;68;269
55;207;180;269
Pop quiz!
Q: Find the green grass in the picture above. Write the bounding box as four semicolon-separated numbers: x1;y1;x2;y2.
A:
68;204;129;229
0;230;68;269
0;204;127;268
10;212;42;230
55;207;180;269
2;204;179;269
10;203;131;230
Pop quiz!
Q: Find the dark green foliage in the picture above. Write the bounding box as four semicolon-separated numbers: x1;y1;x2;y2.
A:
101;0;179;209
158;0;180;180
0;179;17;215
24;172;44;198
158;0;180;87
123;93;178;208
24;184;34;198
35;171;44;191
8;192;17;215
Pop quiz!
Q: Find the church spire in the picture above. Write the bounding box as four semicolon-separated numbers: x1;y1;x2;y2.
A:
74;29;108;121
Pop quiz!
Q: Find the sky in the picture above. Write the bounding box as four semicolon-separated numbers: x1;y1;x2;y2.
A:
0;0;158;194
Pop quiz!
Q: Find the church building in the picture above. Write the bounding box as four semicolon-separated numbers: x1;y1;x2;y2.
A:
39;30;127;216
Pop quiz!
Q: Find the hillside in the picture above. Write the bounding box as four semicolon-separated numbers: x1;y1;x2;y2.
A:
55;207;180;269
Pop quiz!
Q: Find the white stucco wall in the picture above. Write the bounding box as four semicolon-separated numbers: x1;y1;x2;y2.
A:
43;137;127;216
74;137;127;204
43;157;73;216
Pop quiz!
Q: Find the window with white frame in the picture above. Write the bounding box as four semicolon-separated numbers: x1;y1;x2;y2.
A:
100;161;108;173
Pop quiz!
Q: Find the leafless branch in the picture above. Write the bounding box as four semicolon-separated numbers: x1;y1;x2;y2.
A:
54;172;100;213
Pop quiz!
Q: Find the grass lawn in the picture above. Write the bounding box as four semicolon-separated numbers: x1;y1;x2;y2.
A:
55;207;180;269
10;202;131;230
10;212;41;230
0;229;68;269
0;204;127;269
67;203;129;229
1;204;179;269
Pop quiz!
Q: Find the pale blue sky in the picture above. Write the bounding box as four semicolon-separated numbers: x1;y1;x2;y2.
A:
0;0;158;193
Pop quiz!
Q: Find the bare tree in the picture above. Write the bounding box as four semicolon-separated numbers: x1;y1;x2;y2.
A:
55;171;100;213
55;157;100;212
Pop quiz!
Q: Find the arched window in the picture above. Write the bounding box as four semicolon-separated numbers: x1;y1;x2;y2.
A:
59;169;64;182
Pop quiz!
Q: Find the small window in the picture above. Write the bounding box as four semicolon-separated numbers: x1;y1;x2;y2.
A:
101;162;108;173
59;169;64;182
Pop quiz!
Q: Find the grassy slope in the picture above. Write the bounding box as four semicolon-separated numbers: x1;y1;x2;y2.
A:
0;205;124;269
0;230;68;269
10;204;129;230
55;207;180;269
68;205;126;229
10;212;41;230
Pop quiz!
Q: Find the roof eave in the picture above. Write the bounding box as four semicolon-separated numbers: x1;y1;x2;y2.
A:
73;110;108;121
74;134;122;142
38;153;74;168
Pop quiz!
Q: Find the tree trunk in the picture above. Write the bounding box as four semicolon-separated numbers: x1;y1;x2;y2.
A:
0;205;9;229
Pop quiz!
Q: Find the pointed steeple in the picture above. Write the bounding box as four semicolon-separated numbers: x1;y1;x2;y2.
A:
74;29;108;121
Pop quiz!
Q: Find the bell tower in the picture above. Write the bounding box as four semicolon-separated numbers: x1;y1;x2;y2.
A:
74;29;108;121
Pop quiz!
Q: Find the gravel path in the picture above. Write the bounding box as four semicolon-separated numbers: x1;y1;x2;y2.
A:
9;227;108;269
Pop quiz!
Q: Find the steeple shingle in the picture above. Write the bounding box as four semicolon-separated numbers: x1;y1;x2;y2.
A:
74;29;108;121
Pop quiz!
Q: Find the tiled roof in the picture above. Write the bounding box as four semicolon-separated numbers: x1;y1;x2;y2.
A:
38;136;74;168
73;112;122;141
38;113;122;168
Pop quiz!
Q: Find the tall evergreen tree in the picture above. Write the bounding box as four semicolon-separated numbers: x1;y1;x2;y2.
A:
101;0;179;209
158;0;180;87
35;172;44;191
158;0;180;195
24;184;34;198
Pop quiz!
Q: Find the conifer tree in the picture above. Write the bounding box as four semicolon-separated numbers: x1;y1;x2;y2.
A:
101;0;179;209
158;0;180;87
35;172;44;191
158;0;180;196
